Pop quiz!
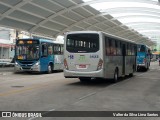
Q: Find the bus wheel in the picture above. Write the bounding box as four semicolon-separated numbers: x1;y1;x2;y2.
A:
112;69;118;83
79;77;90;82
129;65;134;77
129;73;133;77
147;64;149;70
47;64;52;74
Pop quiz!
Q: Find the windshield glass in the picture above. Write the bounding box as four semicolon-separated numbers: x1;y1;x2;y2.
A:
16;45;40;60
138;45;146;52
66;33;99;53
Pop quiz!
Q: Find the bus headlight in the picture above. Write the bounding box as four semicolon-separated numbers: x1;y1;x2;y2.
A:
35;61;40;66
15;62;19;66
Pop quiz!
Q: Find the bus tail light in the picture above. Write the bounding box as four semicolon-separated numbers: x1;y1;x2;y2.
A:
64;58;69;70
97;58;103;70
143;58;146;63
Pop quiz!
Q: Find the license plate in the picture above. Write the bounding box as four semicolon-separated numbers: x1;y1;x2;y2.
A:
79;64;86;68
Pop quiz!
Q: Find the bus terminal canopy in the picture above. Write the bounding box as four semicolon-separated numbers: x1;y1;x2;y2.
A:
0;0;157;46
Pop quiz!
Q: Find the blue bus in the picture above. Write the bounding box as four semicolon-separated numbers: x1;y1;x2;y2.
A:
14;38;63;73
137;44;151;71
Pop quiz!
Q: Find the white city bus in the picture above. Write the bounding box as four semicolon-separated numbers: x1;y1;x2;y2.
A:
64;31;137;82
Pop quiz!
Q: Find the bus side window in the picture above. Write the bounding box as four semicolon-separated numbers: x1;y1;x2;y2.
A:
129;44;132;55
117;41;121;55
131;45;134;55
111;39;116;55
122;43;126;56
48;44;53;55
54;44;61;55
105;37;110;55
42;44;48;57
115;40;118;55
61;45;64;54
134;45;137;56
58;45;61;54
126;43;131;56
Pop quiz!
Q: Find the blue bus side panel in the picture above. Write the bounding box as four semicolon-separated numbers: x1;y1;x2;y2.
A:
40;55;54;72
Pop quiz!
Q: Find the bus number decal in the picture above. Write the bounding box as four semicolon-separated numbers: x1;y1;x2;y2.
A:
90;54;99;58
68;55;74;59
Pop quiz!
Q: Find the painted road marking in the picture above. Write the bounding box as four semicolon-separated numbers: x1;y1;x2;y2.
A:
0;83;52;97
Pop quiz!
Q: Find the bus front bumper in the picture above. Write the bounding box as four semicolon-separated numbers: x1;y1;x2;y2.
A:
137;63;145;67
64;69;104;78
14;64;40;72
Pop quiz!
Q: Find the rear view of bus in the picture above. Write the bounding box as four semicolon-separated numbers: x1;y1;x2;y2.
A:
137;44;151;71
64;31;103;82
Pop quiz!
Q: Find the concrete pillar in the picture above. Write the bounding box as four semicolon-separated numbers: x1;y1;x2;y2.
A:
0;47;2;59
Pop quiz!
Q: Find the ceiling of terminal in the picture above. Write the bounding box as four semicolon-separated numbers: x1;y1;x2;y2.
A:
0;0;159;46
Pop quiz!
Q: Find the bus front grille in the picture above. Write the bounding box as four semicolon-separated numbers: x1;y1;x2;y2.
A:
19;61;34;64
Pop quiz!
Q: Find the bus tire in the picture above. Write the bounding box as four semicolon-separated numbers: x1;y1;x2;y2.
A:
147;63;149;70
129;73;133;77
129;65;134;77
112;69;118;83
47;64;52;74
79;77;90;82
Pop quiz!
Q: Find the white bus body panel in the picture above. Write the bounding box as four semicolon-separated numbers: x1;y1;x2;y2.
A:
64;31;105;78
104;56;123;78
53;55;63;70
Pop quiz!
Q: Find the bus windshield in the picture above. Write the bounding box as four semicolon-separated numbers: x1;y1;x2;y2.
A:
66;33;99;53
16;45;40;60
138;45;146;52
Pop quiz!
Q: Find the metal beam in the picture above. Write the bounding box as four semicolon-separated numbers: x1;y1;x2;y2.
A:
101;7;160;16
0;0;32;21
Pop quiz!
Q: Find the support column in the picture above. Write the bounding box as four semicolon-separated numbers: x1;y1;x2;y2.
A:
0;47;2;59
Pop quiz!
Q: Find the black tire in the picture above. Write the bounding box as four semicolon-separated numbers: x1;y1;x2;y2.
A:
112;69;118;83
79;77;91;82
129;65;134;77
129;73;133;77
147;63;149;70
47;64;52;74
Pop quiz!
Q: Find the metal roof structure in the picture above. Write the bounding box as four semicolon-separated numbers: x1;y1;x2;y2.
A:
0;0;157;46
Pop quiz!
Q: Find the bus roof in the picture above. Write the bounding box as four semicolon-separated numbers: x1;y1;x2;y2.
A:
65;31;136;44
137;44;151;49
